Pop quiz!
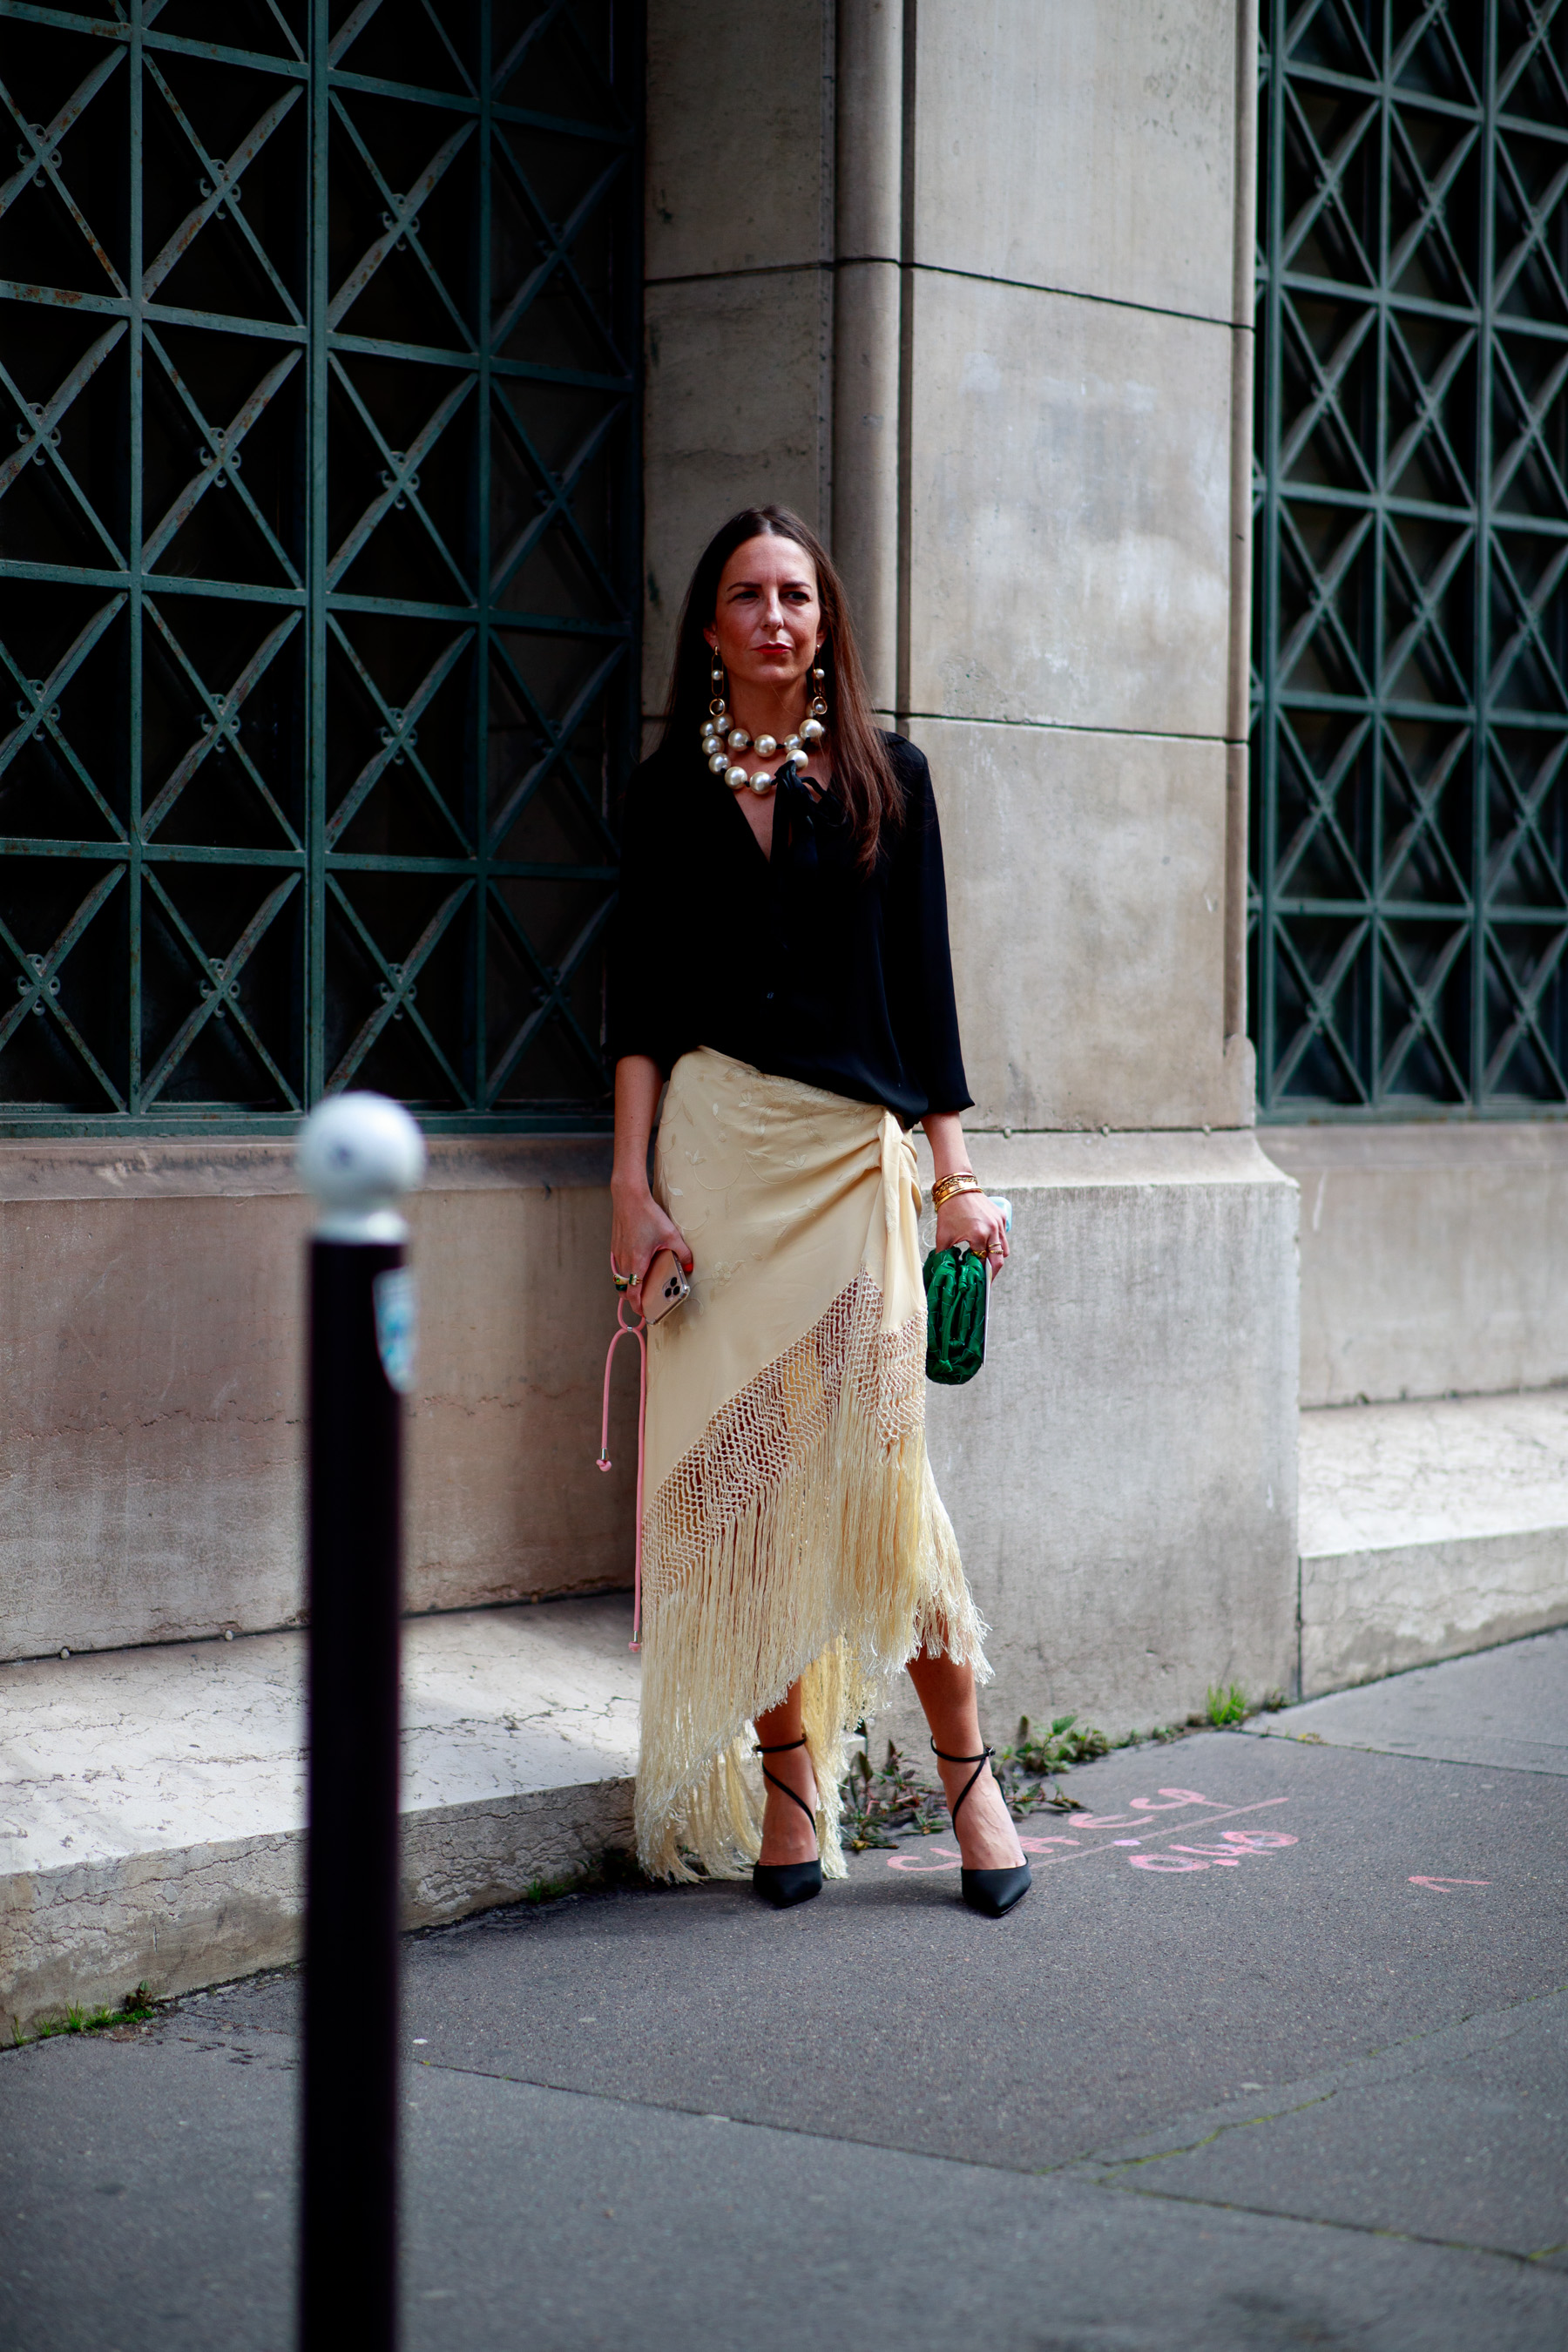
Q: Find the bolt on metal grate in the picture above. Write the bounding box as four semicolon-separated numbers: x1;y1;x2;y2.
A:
0;0;641;1132
1253;0;1568;1117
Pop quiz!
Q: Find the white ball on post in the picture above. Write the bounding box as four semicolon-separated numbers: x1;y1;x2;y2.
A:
295;1091;426;1243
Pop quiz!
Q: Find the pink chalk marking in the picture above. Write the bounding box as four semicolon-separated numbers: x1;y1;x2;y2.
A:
1409;1876;1490;1892
879;1793;1293;1876
886;1845;962;1875
1073;1792;1216;1829
1132;1829;1299;1876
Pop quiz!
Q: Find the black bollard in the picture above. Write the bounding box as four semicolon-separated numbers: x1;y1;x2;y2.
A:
296;1094;425;2352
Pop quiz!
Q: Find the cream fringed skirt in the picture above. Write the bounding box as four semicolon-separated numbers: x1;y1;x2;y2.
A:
634;1045;990;1882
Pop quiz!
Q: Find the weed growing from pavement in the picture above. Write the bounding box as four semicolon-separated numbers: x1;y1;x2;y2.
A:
522;1848;646;1904
838;1686;1294;1850
20;1984;157;2045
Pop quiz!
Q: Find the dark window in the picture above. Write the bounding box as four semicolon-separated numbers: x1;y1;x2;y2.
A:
0;0;641;1133
1253;2;1568;1117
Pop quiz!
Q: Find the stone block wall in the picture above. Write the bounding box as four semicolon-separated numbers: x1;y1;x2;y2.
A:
0;1143;639;1663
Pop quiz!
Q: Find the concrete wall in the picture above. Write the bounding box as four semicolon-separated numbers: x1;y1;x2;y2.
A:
899;0;1254;1136
642;0;837;711
0;1141;640;1663
890;1130;1300;1746
1262;1125;1568;1408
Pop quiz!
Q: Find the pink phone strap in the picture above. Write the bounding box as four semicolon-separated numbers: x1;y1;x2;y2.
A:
596;1256;647;1649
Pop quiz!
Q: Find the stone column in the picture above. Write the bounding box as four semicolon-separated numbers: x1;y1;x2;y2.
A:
831;0;904;714
640;0;838;730
640;0;1301;1735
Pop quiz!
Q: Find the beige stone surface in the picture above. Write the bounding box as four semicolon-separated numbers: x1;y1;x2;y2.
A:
913;0;1240;321
642;268;831;711
0;1598;639;2036
645;0;832;283
877;1132;1300;1750
0;1141;638;1663
1262;1124;1568;1408
905;272;1233;736
1297;1392;1568;1693
915;717;1238;1132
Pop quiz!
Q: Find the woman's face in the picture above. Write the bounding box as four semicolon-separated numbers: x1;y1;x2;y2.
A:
704;534;825;701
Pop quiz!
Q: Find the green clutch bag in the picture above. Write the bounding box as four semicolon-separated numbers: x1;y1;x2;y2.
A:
922;1244;990;1385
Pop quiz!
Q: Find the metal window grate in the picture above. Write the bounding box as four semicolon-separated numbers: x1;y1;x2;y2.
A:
0;0;641;1134
1253;1;1568;1118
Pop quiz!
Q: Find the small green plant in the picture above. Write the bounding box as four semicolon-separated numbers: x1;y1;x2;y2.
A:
31;1984;156;2042
1262;1687;1288;1713
517;1848;649;1907
1206;1681;1250;1727
1010;1713;1112;1771
840;1738;950;1850
839;1710;1122;1845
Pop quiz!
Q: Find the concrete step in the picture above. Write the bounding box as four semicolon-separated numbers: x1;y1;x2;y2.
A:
1298;1389;1568;1694
0;1595;639;2038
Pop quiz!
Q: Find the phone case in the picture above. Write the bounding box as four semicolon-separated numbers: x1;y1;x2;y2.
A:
641;1249;690;1324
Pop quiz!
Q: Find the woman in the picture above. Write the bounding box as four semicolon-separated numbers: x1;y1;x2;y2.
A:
607;504;1030;1918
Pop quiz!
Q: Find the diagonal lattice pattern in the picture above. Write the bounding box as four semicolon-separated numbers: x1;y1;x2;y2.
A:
0;0;639;1130
1254;0;1568;1115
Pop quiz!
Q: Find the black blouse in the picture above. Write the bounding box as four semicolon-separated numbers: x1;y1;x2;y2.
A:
605;732;971;1125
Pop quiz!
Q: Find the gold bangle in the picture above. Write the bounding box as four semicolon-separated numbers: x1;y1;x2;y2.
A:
930;1170;981;1210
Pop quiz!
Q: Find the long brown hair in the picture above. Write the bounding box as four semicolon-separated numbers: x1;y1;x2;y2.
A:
659;505;902;870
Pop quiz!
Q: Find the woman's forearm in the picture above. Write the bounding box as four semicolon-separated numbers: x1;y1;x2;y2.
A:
922;1110;971;1184
612;1055;663;1197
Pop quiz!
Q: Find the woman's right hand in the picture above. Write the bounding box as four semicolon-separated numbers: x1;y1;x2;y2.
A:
611;1180;693;1315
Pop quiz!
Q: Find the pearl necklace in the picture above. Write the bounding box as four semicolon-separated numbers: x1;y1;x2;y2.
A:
701;664;827;794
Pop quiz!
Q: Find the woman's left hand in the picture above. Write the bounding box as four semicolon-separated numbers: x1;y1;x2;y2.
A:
934;1187;1009;1275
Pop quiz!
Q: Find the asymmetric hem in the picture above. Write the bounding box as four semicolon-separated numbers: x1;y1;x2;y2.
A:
633;1046;990;1882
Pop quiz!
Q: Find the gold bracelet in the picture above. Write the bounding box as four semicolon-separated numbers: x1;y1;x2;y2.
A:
930;1169;981;1210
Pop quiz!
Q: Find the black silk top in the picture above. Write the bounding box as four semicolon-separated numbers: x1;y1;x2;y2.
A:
605;732;972;1125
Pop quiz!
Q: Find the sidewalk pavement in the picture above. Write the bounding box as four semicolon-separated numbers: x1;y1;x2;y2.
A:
2;1629;1565;2352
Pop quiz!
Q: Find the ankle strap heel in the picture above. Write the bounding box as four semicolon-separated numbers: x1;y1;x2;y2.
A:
751;1734;823;1910
929;1739;1032;1920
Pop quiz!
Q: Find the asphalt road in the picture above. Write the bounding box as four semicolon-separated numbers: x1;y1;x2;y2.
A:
3;1631;1565;2352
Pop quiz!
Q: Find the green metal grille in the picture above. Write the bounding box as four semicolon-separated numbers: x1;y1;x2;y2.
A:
0;0;640;1133
1253;1;1568;1117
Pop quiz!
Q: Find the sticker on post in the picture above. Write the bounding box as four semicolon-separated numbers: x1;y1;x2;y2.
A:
373;1268;417;1394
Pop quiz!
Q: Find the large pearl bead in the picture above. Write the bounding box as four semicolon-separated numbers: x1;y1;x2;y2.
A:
727;728;751;750
783;733;801;751
708;750;732;774
754;735;777;757
800;716;825;742
725;764;748;791
748;769;774;794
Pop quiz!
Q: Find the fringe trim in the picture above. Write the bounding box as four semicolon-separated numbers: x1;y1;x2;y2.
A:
634;1269;990;1882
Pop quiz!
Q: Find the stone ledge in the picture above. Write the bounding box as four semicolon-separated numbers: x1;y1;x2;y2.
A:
0;1596;639;2038
0;1133;612;1202
1298;1391;1568;1695
1263;1120;1568;1173
919;1127;1293;1194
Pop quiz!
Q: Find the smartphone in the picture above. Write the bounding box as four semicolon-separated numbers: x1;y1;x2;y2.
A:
641;1248;691;1325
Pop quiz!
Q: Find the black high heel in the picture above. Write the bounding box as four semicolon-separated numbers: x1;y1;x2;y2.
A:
930;1740;1032;1918
752;1734;824;1909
